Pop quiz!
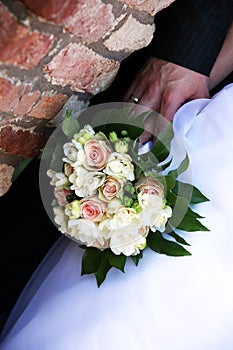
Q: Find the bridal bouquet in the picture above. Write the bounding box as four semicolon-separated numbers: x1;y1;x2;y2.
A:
45;105;209;286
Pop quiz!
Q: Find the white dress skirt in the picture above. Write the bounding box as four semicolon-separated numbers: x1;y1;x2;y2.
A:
1;84;233;350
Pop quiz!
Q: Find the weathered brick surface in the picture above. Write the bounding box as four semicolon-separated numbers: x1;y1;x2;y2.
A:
0;0;176;195
20;0;114;43
44;43;120;94
0;77;40;115
14;91;41;117
0;126;48;157
29;93;68;120
104;15;155;52
0;3;55;69
0;163;15;196
19;0;78;22
119;0;176;15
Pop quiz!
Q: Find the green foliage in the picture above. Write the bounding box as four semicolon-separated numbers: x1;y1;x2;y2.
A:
63;108;210;286
62;109;80;139
147;231;191;256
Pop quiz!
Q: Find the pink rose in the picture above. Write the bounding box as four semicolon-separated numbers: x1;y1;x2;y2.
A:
55;188;73;206
136;176;164;198
80;197;107;222
100;176;122;201
83;139;111;170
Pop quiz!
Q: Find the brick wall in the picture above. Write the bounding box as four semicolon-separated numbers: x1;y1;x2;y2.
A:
0;0;175;196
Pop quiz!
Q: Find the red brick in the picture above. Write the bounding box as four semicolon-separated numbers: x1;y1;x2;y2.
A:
44;43;120;94
0;3;55;69
0;77;41;115
62;0;114;43
19;0;77;22
29;93;68;120
14;91;41;116
0;125;48;157
20;0;114;43
0;78;22;112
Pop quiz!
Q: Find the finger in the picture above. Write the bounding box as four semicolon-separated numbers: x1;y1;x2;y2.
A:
139;83;162;112
160;94;184;121
139;130;155;146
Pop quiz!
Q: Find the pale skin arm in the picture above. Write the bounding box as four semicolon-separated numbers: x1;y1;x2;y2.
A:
208;20;233;90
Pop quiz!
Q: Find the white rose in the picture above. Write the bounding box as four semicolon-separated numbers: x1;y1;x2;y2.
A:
47;169;69;189
110;207;140;229
53;206;68;234
138;192;163;211
106;198;122;216
68;218;107;247
110;225;148;256
104;152;135;181
79;171;106;197
98;219;112;239
69;166;89;197
62;139;84;167
150;206;172;232
139;193;163;226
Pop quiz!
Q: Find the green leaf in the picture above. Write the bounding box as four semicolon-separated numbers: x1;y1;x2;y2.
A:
165;230;191;246
166;192;190;229
173;181;209;204
62;109;80;138
131;251;143;266
151;122;174;162
12;158;32;182
91;107;145;140
107;252;127;273
147;231;191;256
95;254;112;287
176;216;210;232
185;207;204;219
81;247;104;275
165;173;176;193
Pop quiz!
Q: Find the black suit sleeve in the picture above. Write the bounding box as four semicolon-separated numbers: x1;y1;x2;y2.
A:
150;0;233;76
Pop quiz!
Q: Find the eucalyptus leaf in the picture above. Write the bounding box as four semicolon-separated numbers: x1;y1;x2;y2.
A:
147;231;191;256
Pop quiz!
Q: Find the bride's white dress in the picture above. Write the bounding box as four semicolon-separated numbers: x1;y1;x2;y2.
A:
1;84;233;350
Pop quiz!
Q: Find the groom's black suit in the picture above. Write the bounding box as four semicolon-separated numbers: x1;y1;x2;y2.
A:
1;0;233;334
151;0;233;76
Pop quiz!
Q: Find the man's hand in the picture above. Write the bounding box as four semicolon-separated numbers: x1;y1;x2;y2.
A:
123;57;210;121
